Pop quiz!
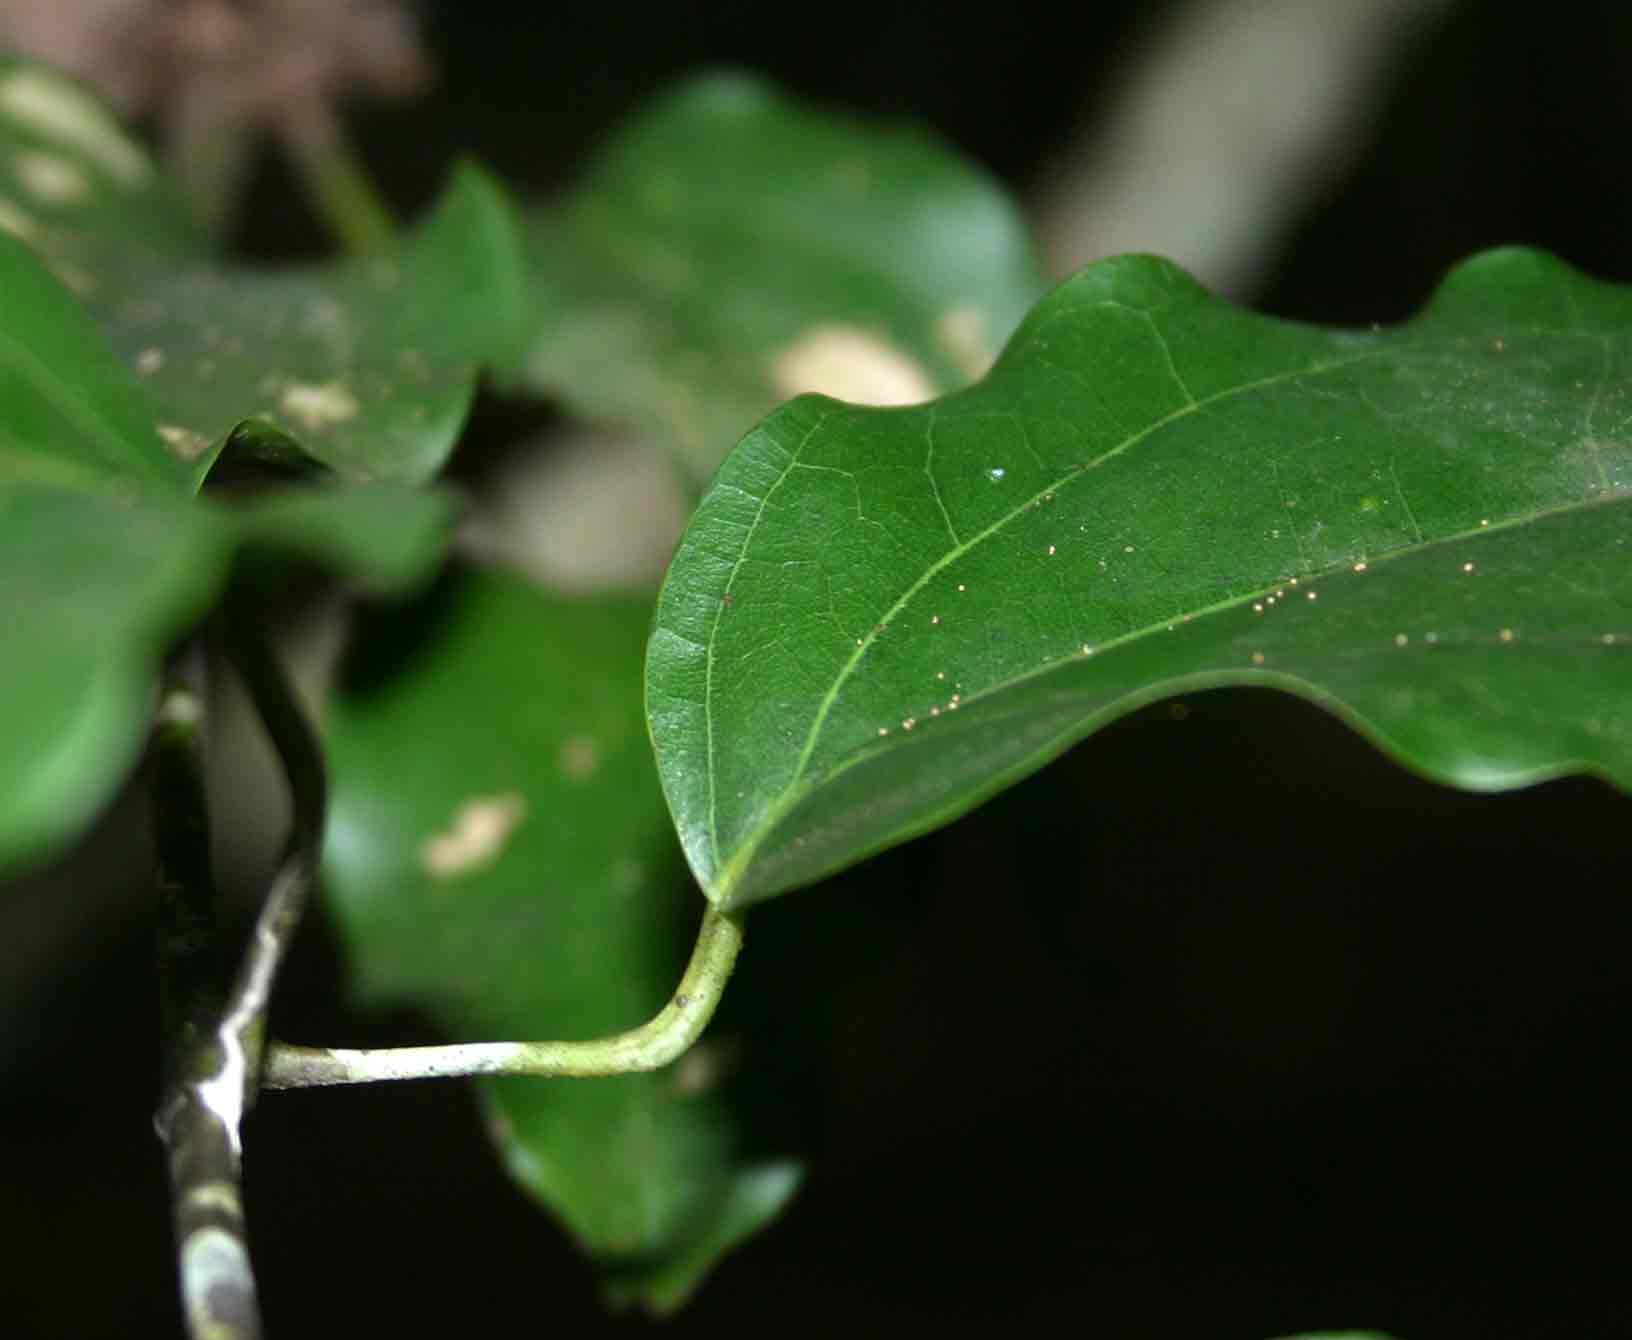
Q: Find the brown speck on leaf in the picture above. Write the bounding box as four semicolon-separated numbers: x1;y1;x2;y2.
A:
721;593;735;607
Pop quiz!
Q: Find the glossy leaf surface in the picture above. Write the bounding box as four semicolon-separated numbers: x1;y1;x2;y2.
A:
0;58;529;485
510;73;1046;481
649;249;1632;908
321;569;799;1311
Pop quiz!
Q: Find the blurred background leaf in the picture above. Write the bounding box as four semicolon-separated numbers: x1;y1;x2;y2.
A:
320;567;800;1310
0;58;529;485
506;73;1047;483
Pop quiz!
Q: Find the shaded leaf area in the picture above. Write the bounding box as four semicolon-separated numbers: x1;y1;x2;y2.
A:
320;568;801;1313
649;248;1632;908
508;73;1046;483
0;58;529;485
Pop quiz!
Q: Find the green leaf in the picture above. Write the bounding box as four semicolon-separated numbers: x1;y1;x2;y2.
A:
1;480;453;874
0;58;529;486
0;227;188;494
0;59;519;873
649;248;1632;908
0;196;458;872
509;72;1046;481
321;569;799;1312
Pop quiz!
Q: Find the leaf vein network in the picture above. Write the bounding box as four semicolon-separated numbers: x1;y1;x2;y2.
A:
702;406;833;868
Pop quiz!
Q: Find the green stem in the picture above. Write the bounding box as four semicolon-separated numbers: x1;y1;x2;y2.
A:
262;905;745;1088
276;102;395;255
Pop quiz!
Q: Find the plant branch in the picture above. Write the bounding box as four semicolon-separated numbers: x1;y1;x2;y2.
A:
153;645;260;1340
262;904;745;1088
274;100;396;255
153;621;328;1340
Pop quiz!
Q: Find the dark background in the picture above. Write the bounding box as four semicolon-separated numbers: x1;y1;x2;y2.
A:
4;2;1631;1336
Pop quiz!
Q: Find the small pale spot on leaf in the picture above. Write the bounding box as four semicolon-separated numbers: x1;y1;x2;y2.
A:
157;424;211;460
135;347;164;375
14;150;89;205
421;793;527;879
935;305;995;382
771;325;936;406
0;69;149;185
279;380;359;431
557;735;600;781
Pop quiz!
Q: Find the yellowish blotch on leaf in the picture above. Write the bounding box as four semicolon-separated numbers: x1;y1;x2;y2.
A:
157;424;212;460
771;325;936;406
279;380;360;431
420;793;527;879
